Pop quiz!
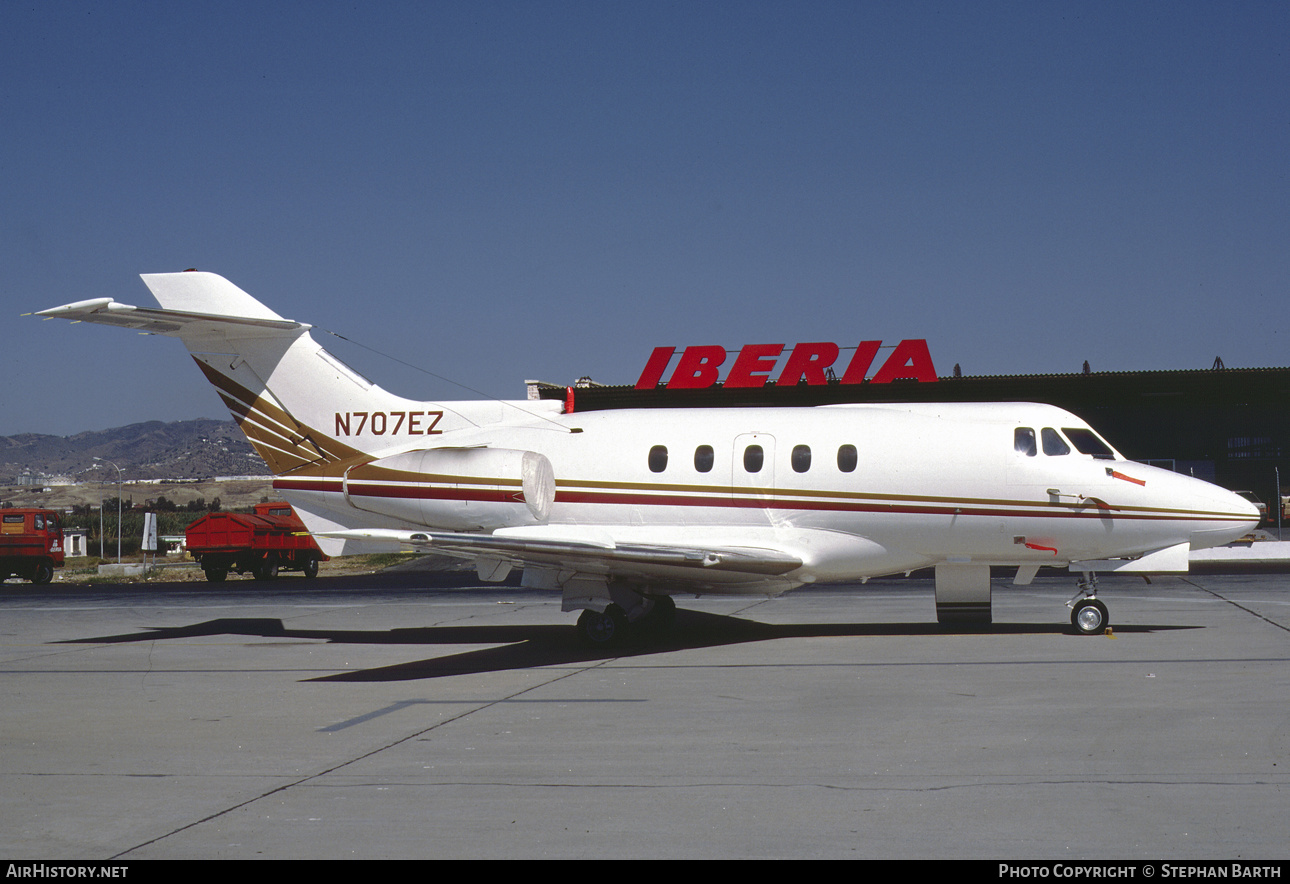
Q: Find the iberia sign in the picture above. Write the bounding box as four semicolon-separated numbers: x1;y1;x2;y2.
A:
636;340;937;390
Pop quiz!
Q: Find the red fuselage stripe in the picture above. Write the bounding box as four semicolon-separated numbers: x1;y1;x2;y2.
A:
272;478;1246;524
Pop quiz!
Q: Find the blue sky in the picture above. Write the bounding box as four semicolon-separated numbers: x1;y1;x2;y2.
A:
4;1;1287;437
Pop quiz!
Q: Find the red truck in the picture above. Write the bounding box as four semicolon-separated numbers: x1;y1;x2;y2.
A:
185;502;328;582
0;508;65;584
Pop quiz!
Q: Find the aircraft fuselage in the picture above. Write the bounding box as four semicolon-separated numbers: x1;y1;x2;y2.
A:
275;401;1255;592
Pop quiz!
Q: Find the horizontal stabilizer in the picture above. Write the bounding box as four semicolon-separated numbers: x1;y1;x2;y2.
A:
35;299;305;336
35;271;306;337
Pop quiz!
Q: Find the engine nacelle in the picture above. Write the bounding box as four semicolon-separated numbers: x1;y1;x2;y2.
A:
343;447;555;531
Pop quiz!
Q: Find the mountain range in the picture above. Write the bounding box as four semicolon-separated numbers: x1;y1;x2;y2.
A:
0;419;267;485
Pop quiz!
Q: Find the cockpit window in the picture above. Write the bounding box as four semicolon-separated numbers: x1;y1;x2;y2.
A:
1041;427;1070;456
1062;428;1116;460
1014;428;1036;457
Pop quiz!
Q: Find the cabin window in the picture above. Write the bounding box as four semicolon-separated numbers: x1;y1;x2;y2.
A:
694;445;714;473
1041;427;1070;456
1062;428;1115;459
1015;427;1037;457
744;444;764;473
791;444;811;473
837;444;857;472
648;445;668;473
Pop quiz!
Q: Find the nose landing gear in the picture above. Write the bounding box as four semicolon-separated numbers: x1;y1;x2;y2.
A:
1068;573;1110;635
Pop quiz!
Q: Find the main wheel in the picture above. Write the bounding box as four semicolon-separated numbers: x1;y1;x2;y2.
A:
1071;598;1109;635
577;605;629;648
639;594;676;632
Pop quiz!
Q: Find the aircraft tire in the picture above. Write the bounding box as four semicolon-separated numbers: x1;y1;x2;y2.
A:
1071;598;1109;635
577;605;628;648
641;594;676;631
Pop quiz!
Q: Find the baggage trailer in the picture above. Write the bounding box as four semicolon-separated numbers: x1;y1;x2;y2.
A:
0;508;65;584
186;502;328;582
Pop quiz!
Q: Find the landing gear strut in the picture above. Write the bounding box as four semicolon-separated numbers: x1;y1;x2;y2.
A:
1068;573;1110;635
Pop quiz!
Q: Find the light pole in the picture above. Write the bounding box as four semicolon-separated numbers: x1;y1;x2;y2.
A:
94;457;123;563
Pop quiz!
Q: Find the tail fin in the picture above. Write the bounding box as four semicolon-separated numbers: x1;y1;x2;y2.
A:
37;271;516;475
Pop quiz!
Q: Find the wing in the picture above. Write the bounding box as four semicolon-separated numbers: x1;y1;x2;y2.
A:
313;525;805;589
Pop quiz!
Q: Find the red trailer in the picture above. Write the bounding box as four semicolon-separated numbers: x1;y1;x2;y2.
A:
186;502;328;582
0;508;65;584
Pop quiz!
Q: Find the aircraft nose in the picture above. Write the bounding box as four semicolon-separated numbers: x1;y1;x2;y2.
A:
1189;486;1261;551
1233;493;1262;529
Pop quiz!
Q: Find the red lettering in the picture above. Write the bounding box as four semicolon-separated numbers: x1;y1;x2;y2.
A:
335;413;350;436
725;343;784;388
636;346;676;389
840;341;882;384
870;339;937;383
408;412;422;434
640;339;936;389
777;342;839;386
668;345;727;389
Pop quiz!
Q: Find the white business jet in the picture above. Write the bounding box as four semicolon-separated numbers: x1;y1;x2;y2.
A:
37;272;1258;644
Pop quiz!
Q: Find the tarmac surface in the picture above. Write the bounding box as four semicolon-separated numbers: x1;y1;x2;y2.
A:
2;569;1288;860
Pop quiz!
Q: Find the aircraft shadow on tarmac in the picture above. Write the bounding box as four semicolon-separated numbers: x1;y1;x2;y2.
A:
59;609;1199;682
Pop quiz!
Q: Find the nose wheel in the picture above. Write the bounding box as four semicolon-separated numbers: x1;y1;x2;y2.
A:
1070;597;1109;634
1068;574;1110;635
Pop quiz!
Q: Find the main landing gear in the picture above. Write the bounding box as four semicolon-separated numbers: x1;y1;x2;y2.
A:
575;594;676;649
1068;573;1110;635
